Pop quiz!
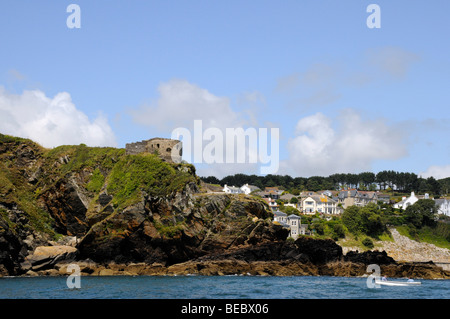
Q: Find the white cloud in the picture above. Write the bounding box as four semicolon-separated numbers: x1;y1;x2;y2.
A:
420;165;450;180
130;79;270;177
0;86;117;148
281;109;408;177
131;79;245;131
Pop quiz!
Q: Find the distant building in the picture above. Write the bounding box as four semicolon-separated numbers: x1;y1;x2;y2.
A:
273;211;306;239
337;190;378;209
393;191;419;210
435;198;450;216
223;184;243;194
302;195;339;215
240;184;260;195
125;138;182;163
263;197;279;212
262;187;283;199
377;193;391;204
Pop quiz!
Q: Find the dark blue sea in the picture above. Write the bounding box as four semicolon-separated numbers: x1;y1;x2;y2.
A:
0;275;448;299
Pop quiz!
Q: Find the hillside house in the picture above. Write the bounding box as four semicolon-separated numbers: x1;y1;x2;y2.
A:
302;195;339;215
435;198;450;216
240;184;260;195
273;211;306;239
223;184;243;194
393;191;422;209
338;190;378;209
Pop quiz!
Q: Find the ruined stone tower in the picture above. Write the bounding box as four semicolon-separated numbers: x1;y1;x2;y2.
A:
125;138;182;163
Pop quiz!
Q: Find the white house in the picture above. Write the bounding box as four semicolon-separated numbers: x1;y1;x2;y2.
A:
435;198;450;216
302;195;338;215
273;210;288;224
393;192;419;210
223;184;243;194
240;184;260;195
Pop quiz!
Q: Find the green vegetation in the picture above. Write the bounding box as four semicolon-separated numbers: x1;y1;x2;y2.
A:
106;154;197;209
86;168;105;193
154;220;185;238
341;203;386;238
362;237;374;248
395;199;450;249
43;143;124;178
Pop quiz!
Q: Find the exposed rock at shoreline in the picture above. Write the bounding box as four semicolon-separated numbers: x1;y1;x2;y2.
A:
18;238;450;279
27;258;450;279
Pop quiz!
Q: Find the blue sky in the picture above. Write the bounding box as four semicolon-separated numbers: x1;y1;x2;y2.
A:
0;1;449;178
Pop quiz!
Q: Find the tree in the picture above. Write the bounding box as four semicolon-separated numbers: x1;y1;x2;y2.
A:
426;176;441;195
359;172;375;188
332;223;346;239
376;171;388;190
306;178;320;192
341;206;362;234
341;204;385;237
360;204;385;237
405;199;437;228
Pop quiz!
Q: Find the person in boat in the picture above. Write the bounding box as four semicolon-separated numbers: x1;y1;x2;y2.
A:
381;275;387;281
407;277;414;282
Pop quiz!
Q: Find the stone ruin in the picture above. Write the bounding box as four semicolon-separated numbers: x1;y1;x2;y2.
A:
125;138;182;163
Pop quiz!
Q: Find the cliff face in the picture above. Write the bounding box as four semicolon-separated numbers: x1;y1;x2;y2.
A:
77;191;286;265
0;134;287;275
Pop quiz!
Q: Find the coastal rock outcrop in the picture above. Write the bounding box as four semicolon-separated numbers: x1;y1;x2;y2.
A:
22;245;78;272
77;192;285;265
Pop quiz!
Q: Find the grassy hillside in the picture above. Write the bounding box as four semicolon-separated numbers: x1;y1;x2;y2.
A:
0;133;198;239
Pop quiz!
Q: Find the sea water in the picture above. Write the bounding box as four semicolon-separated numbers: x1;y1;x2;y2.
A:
0;276;448;299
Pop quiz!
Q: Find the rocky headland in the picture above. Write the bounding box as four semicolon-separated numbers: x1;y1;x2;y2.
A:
1;134;449;279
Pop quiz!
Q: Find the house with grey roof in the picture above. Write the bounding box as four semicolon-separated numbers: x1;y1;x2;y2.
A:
302;195;339;215
273;211;306;239
223;184;243;194
240;183;260;195
338;190;378;209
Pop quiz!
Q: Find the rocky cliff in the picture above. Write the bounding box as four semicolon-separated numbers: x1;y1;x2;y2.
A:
0;134;287;275
1;133;449;279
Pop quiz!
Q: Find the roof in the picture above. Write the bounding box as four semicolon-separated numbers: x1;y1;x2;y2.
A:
435;198;449;206
277;221;290;228
224;185;240;190
303;195;336;203
241;184;260;191
273;210;287;216
287;214;301;219
280;193;296;201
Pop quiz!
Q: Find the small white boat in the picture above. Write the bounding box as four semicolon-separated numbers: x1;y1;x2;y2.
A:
375;280;421;287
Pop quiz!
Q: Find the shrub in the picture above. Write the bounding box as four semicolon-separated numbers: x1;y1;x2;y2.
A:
362;237;374;248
